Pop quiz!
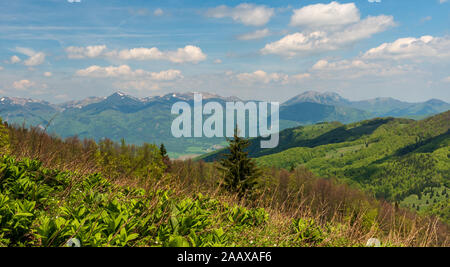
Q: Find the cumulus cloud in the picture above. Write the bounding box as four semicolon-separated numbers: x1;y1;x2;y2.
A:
15;47;46;66
24;53;45;66
13;79;35;90
262;15;394;57
206;3;274;26
75;65;183;81
66;45;207;63
66;45;107;59
261;2;395;57
310;59;411;79
312;59;378;71
165;45;207;63
115;47;163;60
237;28;270;40
290;2;360;28
236;70;289;84
363;35;450;60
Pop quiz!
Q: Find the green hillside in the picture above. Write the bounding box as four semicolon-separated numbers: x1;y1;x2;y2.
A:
256;111;450;221
202;111;450;223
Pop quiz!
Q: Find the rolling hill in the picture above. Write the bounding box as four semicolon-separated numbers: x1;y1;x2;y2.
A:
201;111;450;222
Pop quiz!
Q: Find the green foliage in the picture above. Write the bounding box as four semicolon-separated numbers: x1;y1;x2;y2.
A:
0;155;269;247
291;218;327;246
217;129;261;197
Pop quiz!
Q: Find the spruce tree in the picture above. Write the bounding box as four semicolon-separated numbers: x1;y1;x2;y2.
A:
159;143;171;171
217;127;260;197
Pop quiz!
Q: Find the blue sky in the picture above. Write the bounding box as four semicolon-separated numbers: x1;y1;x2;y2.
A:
0;0;449;103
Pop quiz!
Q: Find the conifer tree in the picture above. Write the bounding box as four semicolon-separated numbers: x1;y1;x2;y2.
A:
159;143;171;171
217;127;260;197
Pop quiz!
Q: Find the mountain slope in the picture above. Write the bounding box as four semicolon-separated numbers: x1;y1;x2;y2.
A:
0;97;59;127
280;102;372;124
283;91;350;106
200;117;399;162
255;111;450;207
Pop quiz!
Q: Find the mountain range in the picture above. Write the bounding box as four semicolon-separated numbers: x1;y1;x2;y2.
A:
0;91;448;157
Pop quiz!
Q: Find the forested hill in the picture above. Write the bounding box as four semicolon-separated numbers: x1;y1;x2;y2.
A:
200;111;450;223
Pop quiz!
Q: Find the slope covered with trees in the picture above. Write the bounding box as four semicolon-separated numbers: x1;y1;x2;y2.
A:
254;111;450;222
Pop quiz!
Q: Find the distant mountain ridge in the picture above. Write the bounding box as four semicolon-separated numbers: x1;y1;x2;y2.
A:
284;91;450;118
283;91;351;106
0;91;448;156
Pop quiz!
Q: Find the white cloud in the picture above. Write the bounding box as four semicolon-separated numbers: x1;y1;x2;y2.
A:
66;45;107;59
67;0;81;3
67;45;207;63
310;59;411;79
331;15;395;44
312;59;377;71
206;3;274;26
261;15;395;57
165;45;207;63
236;70;289;84
75;65;183;81
290;2;360;28
154;8;163;16
13;79;35;90
0;66;3;71
368;0;382;3
15;47;46;66
237;28;270;40
214;59;222;64
24;52;45;66
442;76;450;82
10;55;21;64
291;73;311;81
115;47;164;60
148;69;183;81
15;47;35;57
439;0;448;4
44;72;52;77
363;35;450;60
